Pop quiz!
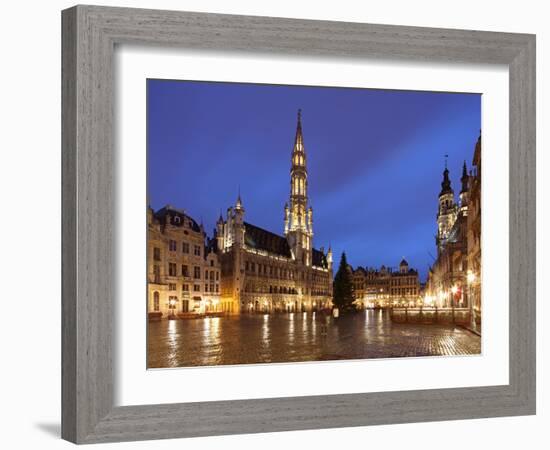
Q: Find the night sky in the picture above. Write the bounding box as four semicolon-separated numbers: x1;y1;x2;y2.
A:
147;79;480;282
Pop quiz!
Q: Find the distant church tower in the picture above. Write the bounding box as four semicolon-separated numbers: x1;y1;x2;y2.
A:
285;109;313;266
436;158;458;254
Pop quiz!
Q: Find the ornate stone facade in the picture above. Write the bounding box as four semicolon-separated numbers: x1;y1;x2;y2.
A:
351;259;420;308
147;206;221;318
467;136;482;317
426;136;481;316
215;110;333;313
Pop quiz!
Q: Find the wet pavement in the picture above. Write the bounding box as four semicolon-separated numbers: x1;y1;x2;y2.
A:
147;309;481;368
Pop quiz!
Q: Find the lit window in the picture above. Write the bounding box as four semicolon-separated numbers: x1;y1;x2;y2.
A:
168;296;178;310
153;292;160;311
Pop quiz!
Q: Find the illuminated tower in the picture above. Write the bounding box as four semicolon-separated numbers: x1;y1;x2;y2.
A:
327;245;333;270
233;192;245;247
286;109;313;266
436;158;458;254
216;211;224;250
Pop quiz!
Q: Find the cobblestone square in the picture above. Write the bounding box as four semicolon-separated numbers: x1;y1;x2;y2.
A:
148;310;481;368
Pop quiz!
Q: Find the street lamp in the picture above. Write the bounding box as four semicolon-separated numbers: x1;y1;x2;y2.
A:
467;270;477;332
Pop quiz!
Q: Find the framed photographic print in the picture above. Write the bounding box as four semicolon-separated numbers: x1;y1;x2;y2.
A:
62;5;536;444
145;81;482;369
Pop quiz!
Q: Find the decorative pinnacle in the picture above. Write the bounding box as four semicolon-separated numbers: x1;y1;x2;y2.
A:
440;158;452;196
236;186;243;209
294;108;304;148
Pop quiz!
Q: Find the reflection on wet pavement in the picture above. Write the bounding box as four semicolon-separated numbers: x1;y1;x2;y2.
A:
147;309;481;368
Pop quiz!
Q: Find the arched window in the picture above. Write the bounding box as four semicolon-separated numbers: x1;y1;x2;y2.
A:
153;291;160;311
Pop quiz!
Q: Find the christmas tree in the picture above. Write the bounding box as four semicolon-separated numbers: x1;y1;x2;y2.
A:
332;252;356;312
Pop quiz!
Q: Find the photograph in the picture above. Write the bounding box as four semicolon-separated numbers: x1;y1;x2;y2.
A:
146;79;482;368
1;1;540;447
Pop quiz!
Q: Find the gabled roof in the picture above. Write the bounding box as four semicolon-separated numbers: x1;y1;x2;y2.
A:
312;248;328;269
244;222;291;258
243;221;328;268
154;205;201;232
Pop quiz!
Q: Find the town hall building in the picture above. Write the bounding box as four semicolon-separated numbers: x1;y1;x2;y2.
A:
214;110;333;313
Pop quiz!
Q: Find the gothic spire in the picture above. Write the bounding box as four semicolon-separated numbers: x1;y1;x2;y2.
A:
235;186;243;210
439;159;453;197
460;160;469;193
287;109;310;237
293;108;304;152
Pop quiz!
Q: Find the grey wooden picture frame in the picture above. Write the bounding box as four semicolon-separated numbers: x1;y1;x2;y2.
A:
61;5;536;444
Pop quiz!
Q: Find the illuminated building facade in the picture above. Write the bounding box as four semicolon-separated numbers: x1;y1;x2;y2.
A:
466;136;482;317
426;162;469;308
426;136;481;317
215;110;333;313
147;206;221;318
351;259;420;308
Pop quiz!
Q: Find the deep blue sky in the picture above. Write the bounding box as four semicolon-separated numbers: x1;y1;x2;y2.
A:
147;79;480;281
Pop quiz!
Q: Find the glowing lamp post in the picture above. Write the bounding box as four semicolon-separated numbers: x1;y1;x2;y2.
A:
467;271;477;331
